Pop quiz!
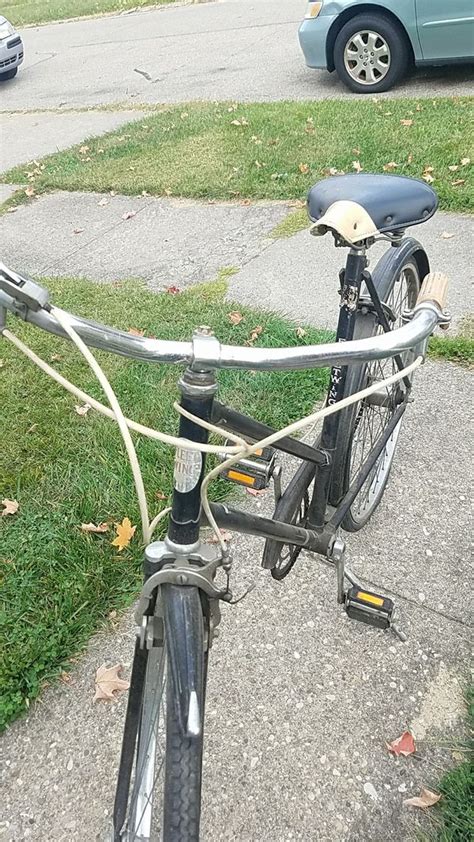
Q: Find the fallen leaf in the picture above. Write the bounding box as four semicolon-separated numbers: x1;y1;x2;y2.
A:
1;499;19;517
93;663;130;701
207;529;233;544
422;173;435;184
246;487;265;497
299;163;310;174
448;164;459;172
460;157;470;166
386;731;416;757
352;147;361;156
451;179;465;187
165;285;181;295
404;788;441;809
246;325;263;345
230;118;248;127
296;326;307;338
25;186;35;197
79;145;90;154
73;227;85;235
81;522;109;533
352;160;363;173
111;517;136;552
122;210;137;220
128;327;145;337
407;153;414;164
50;353;62;362
7;207;17;214
60;671;72;684
383;161;398;172
423;166;434;173
97;197;109;207
401;119;414;127
26;423;38;434
228;311;244;325
74;403;91;416
155;490;167;501
440;231;455;239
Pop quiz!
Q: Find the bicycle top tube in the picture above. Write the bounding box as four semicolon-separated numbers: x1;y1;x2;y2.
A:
0;279;445;373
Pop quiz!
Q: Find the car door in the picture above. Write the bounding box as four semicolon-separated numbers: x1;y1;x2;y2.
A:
415;1;474;60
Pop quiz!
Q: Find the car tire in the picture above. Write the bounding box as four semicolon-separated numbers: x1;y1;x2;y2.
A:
333;13;409;93
0;67;18;81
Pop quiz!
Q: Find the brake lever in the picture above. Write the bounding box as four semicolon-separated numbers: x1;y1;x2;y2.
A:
0;263;50;313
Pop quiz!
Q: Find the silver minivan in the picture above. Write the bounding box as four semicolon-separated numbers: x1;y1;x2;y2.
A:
0;16;23;81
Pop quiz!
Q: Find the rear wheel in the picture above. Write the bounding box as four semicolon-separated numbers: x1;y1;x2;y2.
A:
329;259;421;531
114;587;207;841
333;14;410;93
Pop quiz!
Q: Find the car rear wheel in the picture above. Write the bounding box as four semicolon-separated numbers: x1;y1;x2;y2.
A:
333;14;409;93
0;67;18;81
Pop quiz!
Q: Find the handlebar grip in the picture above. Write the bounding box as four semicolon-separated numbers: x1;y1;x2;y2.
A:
416;272;449;311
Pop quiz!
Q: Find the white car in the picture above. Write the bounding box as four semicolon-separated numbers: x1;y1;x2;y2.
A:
0;15;23;81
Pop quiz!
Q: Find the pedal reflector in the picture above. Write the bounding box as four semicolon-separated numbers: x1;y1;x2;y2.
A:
345;586;394;630
227;470;257;487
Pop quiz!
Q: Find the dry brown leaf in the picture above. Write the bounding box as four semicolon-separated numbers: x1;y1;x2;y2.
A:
404;788;441;809
50;353;62;362
26;423;38;434
352;160;363;173
400;119;414;127
448;164;459;172
93;663;130;701
422;173;435;184
246;487;265;497
296;326;307;339
207;529;233;544
230;118;248;127
111;517;136;552
25;186;35;197
460;157;471;166
386;731;416;757
74;403;91;416
1;499;19;517
79;145;90;154
60;671;72;684
440;231;455;239
155;490;167;501
7;207;17;214
451;179;465;187
73;228;85;235
352;147;361;156
407;153;414;164
97;197;109;207
128;327;145;337
383;161;398;172
299;163;310;174
246;325;263;345
81;522;109;533
228;311;244;325
424;166;434;173
165;285;180;295
122;210;137;220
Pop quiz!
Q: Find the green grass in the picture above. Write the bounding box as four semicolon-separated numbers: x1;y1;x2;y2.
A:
428;335;474;366
270;207;309;239
429;687;473;841
2;99;472;212
3;0;174;26
0;276;331;730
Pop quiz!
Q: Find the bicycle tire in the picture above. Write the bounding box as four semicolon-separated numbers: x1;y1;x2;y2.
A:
329;257;421;531
114;586;207;842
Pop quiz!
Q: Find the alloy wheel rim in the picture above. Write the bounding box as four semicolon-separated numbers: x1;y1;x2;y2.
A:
343;30;391;86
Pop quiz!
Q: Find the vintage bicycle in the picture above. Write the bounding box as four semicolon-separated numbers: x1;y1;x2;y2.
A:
0;174;450;841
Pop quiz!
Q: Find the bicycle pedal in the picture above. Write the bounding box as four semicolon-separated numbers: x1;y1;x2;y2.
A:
219;444;276;491
345;586;394;631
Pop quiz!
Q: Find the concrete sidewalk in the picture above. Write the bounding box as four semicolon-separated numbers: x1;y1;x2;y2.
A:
0;194;472;842
0;191;472;331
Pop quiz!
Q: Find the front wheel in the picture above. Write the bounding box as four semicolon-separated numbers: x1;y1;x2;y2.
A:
329;259;421;531
113;586;207;842
333;14;410;93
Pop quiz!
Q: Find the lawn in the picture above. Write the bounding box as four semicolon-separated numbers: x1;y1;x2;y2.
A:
3;0;173;26
0;276;331;730
2;99;472;213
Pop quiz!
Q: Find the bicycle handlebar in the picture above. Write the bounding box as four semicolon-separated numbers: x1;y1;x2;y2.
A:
0;266;449;372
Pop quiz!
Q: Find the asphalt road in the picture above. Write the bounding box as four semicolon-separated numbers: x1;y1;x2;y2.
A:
2;0;473;111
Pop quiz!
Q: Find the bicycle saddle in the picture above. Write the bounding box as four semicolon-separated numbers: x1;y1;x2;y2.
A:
307;173;438;246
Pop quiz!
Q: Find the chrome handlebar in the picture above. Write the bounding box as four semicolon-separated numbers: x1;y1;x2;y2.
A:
0;273;447;373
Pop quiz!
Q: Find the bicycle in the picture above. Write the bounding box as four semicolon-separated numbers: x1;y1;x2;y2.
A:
0;173;450;842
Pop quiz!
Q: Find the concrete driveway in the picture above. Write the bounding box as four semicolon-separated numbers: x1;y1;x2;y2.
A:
1;0;473;112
